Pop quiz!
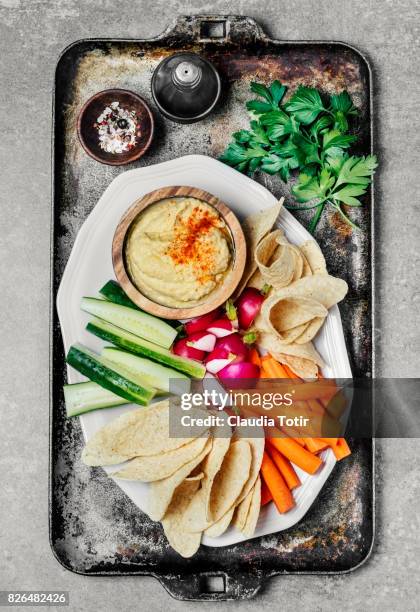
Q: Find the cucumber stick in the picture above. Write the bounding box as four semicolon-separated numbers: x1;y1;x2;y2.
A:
101;347;191;396
66;343;156;406
64;381;130;417
81;297;177;349
99;280;140;310
99;280;182;330
87;317;205;379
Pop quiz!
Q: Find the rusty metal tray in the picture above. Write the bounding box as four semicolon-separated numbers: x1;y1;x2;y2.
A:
50;14;374;600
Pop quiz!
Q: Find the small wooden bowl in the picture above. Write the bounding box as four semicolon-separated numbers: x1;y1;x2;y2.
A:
77;89;154;166
112;186;246;319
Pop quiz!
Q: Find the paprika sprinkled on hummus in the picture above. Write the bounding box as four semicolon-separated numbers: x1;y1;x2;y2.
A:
125;198;232;308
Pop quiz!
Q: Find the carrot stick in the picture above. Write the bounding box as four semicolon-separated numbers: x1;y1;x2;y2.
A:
260;451;295;513
332;438;351;460
324;392;347;419
291;437;307;447
268;437;323;475
260;476;273;506
267;445;301;489
319;437;339;447
260;365;271;378
307;398;326;416
249;347;262;368
302;438;329;453
262;357;289;379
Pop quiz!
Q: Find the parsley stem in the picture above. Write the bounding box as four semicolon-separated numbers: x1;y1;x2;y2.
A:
308;202;325;234
332;201;360;230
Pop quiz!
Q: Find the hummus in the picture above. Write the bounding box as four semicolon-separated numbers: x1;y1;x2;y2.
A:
125;197;232;308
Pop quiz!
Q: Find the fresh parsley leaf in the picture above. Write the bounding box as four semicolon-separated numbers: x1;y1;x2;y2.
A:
330;91;358;115
246;100;273;114
333;155;378;188
250;82;273;103
310;115;333;138
247;81;288;115
322;129;358;150
330;92;358;132
270;80;287;105
233;129;251;143
285;86;326;124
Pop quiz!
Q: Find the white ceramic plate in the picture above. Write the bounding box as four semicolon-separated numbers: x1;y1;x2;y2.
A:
57;154;352;547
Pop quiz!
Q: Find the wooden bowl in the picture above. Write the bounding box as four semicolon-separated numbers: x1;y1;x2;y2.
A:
77;89;154;166
112;186;246;319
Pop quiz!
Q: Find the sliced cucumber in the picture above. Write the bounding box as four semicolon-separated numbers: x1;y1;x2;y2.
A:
99;280;182;330
87;317;205;379
66;343;156;406
81;297;177;349
99;280;140;310
64;381;130;417
101;347;191;396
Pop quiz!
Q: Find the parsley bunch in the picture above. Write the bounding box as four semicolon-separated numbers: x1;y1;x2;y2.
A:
220;81;377;233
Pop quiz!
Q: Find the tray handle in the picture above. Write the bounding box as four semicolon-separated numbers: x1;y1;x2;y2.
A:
157;570;265;601
166;14;267;45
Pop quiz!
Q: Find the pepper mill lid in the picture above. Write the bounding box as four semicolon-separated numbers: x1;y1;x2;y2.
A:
151;52;221;124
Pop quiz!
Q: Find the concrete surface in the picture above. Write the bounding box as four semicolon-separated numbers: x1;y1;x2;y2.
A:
1;0;419;610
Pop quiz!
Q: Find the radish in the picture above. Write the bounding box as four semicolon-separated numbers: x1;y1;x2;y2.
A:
184;309;220;335
207;316;235;338
218;361;260;382
205;334;249;374
204;346;237;374
236;288;265;330
172;337;205;361
186;331;216;352
215;333;249;360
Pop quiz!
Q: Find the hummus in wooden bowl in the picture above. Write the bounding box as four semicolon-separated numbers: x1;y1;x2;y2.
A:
112;186;246;319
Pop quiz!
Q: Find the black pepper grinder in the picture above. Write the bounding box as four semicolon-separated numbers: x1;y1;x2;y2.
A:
151;52;221;124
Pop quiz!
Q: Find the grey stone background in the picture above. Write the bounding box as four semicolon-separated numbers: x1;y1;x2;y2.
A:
1;0;419;610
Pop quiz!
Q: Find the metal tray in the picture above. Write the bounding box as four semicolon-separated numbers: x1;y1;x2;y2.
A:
50;14;374;600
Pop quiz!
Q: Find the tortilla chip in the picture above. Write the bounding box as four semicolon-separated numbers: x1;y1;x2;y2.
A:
242;476;261;538
235;199;283;296
147;437;212;521
264;276;347;311
182;440;252;532
277;354;319;378
111;434;209;482
258;332;325;370
262;294;327;333
231;425;264;504
208;440;251;521
161;478;202;558
246;268;266;291
232;487;253;532
81;400;209;466
301;253;313;277
255;230;298;289
299;240;327;274
279;321;311;344
204;506;235;538
294;316;325;344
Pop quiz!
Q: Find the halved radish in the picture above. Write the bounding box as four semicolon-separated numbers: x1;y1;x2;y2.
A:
207;316;235;338
186;331;216;352
205;347;237;374
184;309;220;335
215;333;249;360
172;337;205;361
